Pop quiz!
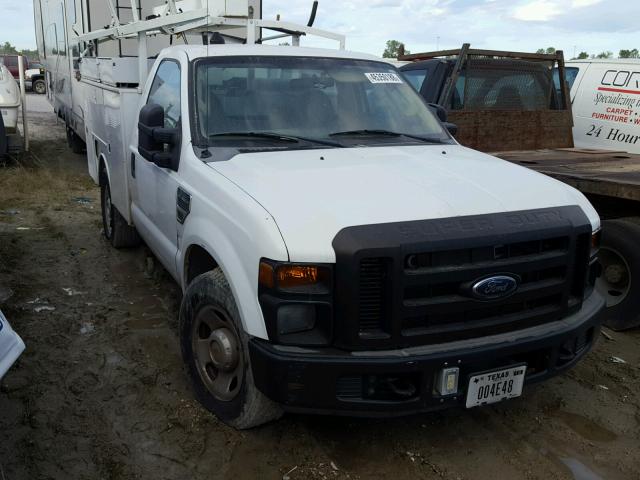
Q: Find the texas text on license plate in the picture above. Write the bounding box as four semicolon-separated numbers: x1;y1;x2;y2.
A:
465;364;526;408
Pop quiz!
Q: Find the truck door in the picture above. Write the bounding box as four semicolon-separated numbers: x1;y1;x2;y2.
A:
131;59;183;278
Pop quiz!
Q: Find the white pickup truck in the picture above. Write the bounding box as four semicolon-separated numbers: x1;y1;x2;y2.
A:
72;10;604;428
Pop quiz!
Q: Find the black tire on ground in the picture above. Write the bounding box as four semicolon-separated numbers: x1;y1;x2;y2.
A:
33;79;46;94
66;126;85;154
100;180;141;248
597;218;640;331
180;268;283;429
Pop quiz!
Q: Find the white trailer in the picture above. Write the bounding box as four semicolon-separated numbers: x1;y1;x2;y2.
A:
33;0;263;152
32;0;605;429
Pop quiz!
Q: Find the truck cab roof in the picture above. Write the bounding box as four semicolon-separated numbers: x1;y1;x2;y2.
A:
165;44;385;63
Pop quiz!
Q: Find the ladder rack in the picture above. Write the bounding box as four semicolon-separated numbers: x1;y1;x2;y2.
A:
75;0;346;87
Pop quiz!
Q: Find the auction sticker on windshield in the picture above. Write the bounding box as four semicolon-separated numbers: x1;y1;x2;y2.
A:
465;364;526;408
365;72;403;84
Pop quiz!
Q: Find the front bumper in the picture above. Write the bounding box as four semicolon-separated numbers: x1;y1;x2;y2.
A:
250;291;604;416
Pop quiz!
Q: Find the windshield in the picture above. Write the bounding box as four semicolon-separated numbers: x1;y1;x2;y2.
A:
193;56;450;150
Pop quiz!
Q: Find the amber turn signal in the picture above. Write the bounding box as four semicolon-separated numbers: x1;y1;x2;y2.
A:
259;261;275;288
591;229;602;250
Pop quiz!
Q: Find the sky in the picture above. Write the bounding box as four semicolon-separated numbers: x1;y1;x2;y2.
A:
2;0;639;58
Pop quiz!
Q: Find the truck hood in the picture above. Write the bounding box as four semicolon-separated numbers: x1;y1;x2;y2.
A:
209;145;600;262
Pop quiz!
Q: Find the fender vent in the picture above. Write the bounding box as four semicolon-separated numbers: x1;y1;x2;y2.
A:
176;187;191;224
358;258;388;333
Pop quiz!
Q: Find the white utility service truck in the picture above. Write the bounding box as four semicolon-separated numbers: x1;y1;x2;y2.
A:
37;0;604;428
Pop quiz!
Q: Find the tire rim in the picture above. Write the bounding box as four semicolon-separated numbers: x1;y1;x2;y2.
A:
102;185;113;239
192;305;243;402
35;82;45;94
596;246;631;307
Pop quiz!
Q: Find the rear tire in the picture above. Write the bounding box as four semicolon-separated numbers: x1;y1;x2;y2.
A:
100;180;141;248
33;79;46;95
596;218;640;330
66;126;85;154
180;268;283;429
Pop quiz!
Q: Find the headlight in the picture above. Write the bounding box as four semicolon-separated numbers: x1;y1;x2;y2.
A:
258;259;333;345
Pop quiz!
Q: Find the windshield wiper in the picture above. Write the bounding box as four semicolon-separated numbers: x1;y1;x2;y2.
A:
208;131;343;148
329;129;445;144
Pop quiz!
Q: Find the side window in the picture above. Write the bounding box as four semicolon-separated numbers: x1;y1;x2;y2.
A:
402;69;428;92
553;67;579;96
147;61;181;128
6;56;18;67
450;71;466;110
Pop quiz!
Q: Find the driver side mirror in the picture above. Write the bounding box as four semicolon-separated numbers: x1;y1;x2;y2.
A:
428;103;458;137
138;103;181;171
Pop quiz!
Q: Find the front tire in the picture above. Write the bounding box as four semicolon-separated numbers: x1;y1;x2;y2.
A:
100;180;140;248
596;218;640;330
180;268;283;429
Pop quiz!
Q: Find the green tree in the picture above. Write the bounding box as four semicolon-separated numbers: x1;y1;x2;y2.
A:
0;41;38;60
619;48;639;58
575;51;589;59
0;41;18;54
382;40;409;58
594;51;613;59
536;47;556;55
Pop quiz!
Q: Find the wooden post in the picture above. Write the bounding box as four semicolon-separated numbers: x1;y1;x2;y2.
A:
556;50;573;115
438;43;470;108
18;56;28;152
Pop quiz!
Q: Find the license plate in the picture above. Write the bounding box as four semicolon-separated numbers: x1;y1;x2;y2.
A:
465;364;526;408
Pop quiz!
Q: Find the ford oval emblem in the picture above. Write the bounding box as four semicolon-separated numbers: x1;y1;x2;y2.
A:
471;275;519;300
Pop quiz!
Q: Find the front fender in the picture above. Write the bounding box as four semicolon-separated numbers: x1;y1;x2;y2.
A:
178;209;288;341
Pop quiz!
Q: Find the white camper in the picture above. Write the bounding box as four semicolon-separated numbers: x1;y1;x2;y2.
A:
0;65;21;134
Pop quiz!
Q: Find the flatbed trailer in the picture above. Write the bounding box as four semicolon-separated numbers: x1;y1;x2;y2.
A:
498;149;640;204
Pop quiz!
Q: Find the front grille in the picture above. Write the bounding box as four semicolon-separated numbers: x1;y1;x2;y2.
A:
399;236;571;340
333;207;593;350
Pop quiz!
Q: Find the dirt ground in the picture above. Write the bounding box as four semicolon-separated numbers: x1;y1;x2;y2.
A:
0;95;639;480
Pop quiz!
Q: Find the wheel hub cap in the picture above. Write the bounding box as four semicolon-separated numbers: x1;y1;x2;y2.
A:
209;328;239;372
596;247;631;307
604;264;624;284
192;306;244;402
